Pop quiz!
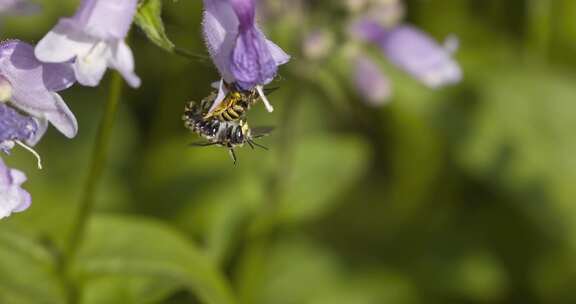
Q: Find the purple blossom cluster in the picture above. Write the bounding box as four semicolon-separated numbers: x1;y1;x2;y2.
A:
0;0;141;218
305;0;462;106
0;0;460;218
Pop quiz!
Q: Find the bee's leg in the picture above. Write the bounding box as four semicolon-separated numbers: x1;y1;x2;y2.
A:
249;140;269;150
247;140;255;149
228;148;238;165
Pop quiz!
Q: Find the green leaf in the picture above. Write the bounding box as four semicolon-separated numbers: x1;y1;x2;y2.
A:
135;0;175;52
256;238;419;304
82;275;181;304
452;66;576;243
73;215;236;304
278;135;369;223
0;228;65;304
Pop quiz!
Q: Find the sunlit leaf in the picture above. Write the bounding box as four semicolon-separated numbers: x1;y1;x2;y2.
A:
278;135;369;223
0;229;65;304
255;238;419;304
73;215;236;304
453;66;576;240
135;0;175;52
81;275;181;304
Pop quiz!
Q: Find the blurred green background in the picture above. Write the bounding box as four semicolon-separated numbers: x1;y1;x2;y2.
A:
2;0;576;303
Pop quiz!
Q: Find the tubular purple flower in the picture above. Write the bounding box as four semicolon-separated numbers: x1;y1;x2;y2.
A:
349;18;387;42
353;55;391;106
0;0;39;14
34;0;140;88
202;0;290;112
0;40;77;140
303;29;334;60
0;157;31;219
379;25;462;88
352;16;461;89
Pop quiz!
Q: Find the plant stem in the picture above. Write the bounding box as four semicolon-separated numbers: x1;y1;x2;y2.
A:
61;74;124;304
236;89;300;304
68;72;123;256
525;0;553;62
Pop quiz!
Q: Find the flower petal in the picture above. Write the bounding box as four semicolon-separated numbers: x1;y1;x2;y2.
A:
208;79;229;113
380;25;462;88
266;38;290;65
353;55;391;106
73;42;110;87
34;19;95;63
230;0;255;29
12;188;31;212
0;102;37;145
202;0;238;83
27;118;48;146
0;40;78;138
72;0;138;40
108;40;140;88
231;28;277;89
0;0;40;15
0;157;31;219
43;92;78;138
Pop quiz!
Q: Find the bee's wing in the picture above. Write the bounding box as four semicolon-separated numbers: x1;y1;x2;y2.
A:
263;87;279;95
251;126;275;138
189;140;218;147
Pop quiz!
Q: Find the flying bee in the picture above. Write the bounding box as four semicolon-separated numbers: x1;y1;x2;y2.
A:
203;82;278;122
183;100;273;164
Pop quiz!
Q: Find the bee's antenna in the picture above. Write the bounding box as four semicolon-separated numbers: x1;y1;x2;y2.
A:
228;148;238;165
249;140;268;150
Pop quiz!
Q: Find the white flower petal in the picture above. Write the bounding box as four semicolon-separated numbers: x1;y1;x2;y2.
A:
35;20;95;63
73;42;110;87
26;118;48;146
266;38;291;65
43;92;78;138
109;40;140;88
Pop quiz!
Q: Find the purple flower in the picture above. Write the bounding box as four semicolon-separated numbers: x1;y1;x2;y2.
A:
202;0;290;112
379;25;461;88
352;20;461;89
0;103;38;151
302;29;334;60
0;40;77;140
0;0;39;15
0;157;31;219
34;0;140;88
353;55;391;106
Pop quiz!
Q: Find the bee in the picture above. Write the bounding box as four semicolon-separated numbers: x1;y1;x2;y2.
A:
203;82;278;122
183;100;272;164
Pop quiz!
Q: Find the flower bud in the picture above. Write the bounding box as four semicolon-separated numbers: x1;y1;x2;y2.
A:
303;29;334;60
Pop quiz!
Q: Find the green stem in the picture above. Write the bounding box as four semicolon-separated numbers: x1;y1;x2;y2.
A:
236;90;300;304
525;0;553;62
174;47;210;62
68;72;123;255
63;73;124;302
